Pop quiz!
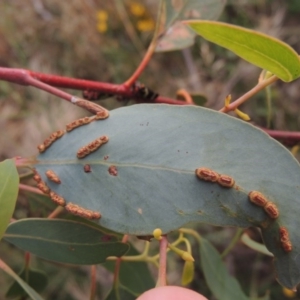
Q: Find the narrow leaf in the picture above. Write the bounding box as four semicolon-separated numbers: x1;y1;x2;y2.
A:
4;218;129;265
6;268;48;298
0;159;19;240
0;259;44;300
241;233;273;257
185;20;300;82
199;237;249;300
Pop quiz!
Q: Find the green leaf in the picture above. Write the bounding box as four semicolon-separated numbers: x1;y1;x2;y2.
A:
184;20;300;82
32;104;300;288
0;259;44;300
4;218;129;265
241;233;273;257
156;0;226;52
103;246;155;295
0;159;19;240
6;268;48;298
105;285;136;300
199;237;249;300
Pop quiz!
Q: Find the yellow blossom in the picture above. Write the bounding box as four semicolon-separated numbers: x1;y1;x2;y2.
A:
96;10;108;21
97;22;108;33
129;2;146;16
282;287;296;298
137;19;155;32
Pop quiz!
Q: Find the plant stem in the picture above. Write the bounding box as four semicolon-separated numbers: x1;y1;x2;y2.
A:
219;75;278;112
47;206;64;219
113;235;129;288
221;228;244;258
156;235;168;287
123;0;164;88
19;183;44;195
89;265;97;300
0;67;190;105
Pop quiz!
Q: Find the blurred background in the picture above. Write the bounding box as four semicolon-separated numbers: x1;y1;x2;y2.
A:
1;0;300;299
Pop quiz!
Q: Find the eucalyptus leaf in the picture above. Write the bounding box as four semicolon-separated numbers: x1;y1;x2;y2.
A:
0;259;44;300
33;104;300;288
241;233;273;257
199;237;249;300
6;268;48;298
4;218;129;265
0;159;19;240
185;20;300;82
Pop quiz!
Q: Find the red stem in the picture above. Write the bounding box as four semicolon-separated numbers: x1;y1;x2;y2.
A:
0;67;189;105
90;265;97;300
113;235;129;287
260;128;300;145
156;235;168;287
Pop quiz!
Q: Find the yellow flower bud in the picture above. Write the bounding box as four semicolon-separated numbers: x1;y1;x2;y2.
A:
153;228;162;240
234;108;250;121
181;251;195;262
181;261;194;286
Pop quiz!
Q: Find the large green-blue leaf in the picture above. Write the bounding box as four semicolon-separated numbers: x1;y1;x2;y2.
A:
185;20;300;82
33;104;300;288
4;218;129;265
0;159;19;240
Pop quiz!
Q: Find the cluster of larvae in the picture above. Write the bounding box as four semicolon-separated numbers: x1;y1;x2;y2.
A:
249;191;292;252
196;167;292;253
195;167;235;188
37;110;109;153
34;108;109;220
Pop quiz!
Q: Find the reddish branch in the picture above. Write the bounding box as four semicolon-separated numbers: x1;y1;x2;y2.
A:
1;67;300;144
0;67;187;105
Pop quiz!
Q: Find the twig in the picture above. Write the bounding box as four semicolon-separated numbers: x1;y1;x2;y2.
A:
47;206;64;219
19;183;44;195
0;67;190;105
156;235;168;287
219;75;278;112
90;265;97;300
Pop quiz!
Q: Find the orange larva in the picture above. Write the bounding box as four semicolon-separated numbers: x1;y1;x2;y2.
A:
279;227;292;252
77;135;109;159
195;167;219;182
49;191;66;206
37;144;46;153
248;191;268;207
263;202;279;219
279;227;289;241
45;170;61;184
94;110;109;120
217;174;235;188
66;117;93;132
37;181;50;195
33;174;42;183
37;130;65;153
65;203;101;220
282;241;292;252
